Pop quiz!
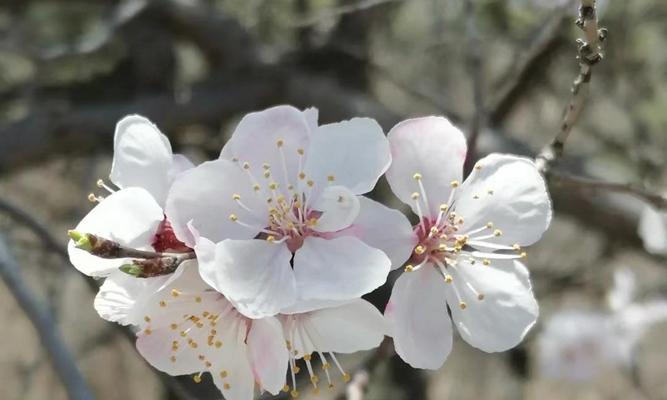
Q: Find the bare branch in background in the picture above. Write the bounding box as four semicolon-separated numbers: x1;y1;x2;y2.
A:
463;0;485;175
550;172;667;209
291;0;404;28
0;235;94;400
0;196;68;263
536;0;607;173
339;339;393;400
488;5;570;125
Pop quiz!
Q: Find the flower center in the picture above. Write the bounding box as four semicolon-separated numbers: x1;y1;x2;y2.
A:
228;139;335;252
282;314;351;398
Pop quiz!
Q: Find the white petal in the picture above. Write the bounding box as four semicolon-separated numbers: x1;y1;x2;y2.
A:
454;154;552;247
280;298;353;315
168;153;195;181
304;118;390;194
607;267;636;311
293;236;390;302
385;117;467;216
310;185;360;232
247;317;289;394
221;105;310;195
302;107;319;134
110;115;173;205
135;264;229;376
211;326;256;400
165;159;266;247
638;204;667;255
68;187;163;276
304;299;388;353
196;238;297;319
446;258;538;352
94;271;169;325
385;266;453;369
343;196;417;269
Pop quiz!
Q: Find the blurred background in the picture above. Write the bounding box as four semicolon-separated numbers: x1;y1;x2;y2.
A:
0;0;666;399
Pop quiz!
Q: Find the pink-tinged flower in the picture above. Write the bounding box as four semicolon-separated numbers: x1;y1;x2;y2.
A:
638;203;667;255
95;263;289;400
166;105;403;318
383;116;552;369
538;268;667;381
68;115;193;277
279;299;388;397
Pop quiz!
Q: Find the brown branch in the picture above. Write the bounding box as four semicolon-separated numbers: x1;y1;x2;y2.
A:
488;6;570;125
463;0;485;175
550;172;667;209
536;0;607;173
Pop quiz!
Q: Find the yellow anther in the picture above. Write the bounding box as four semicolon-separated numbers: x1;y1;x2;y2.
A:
414;245;426;255
180;331;187;337
220;370;228;378
297;148;305;155
269;182;279;190
171;289;180;297
322;362;330;370
444;275;453;283
482;259;491;266
276;139;284;147
170;355;176;362
477;293;485;301
459;302;467;310
231;157;239;162
288;184;294;191
291;389;299;398
475;164;482;170
198;355;205;361
144;316;151;323
229;214;238;222
327;175;335;182
253;184;261;192
144;328;152;335
493;229;503;237
223;383;231;390
195;296;202;303
159;300;167;307
205;361;212;368
413;172;422;181
342;373;351;382
520;252;527;258
313;387;321;395
293;366;301;374
283;384;290;393
486;222;494;229
263;170;271;178
307;180;314;187
328;383;335;390
232;194;241;200
87;193;97;203
286;340;292;350
96;179;104;187
430;227;439;235
299;172;306;180
512;244;521;251
193;374;202;383
310;376;319;384
411;192;420;200
303;353;312;361
170;323;178;330
266;235;276;242
450;180;460;188
457;217;464;225
440;203;449;211
262;163;270;170
215;341;222;348
242;162;250;169
404;265;414;272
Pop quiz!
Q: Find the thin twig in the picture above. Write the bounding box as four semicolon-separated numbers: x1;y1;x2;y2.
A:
0;234;94;400
536;0;607;173
463;0;485;175
0;196;68;263
550;172;667;209
290;0;403;28
488;4;571;125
